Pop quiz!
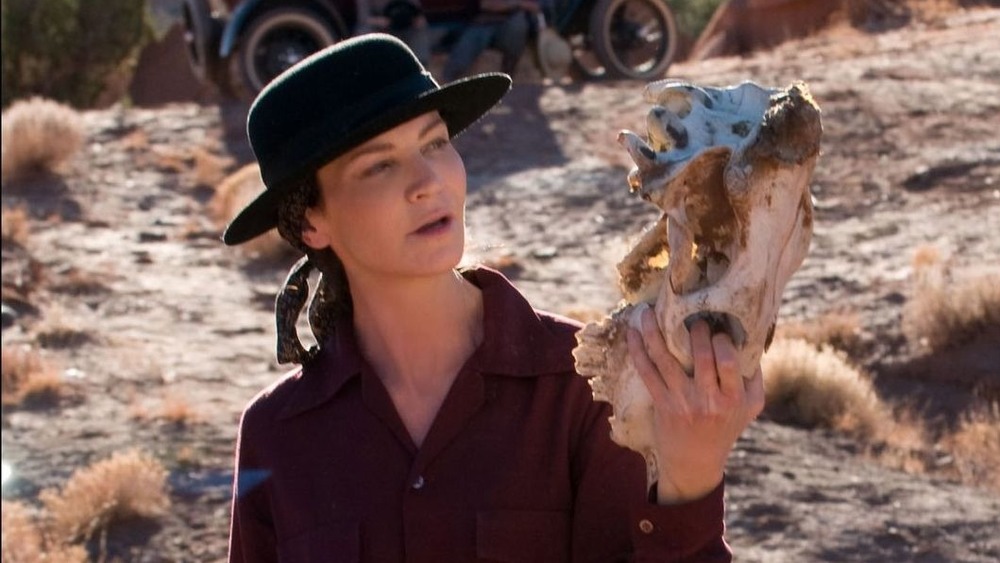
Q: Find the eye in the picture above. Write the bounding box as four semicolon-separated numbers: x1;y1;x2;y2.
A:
361;159;394;178
423;137;450;153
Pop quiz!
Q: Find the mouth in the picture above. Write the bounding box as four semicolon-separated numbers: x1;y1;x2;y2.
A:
413;213;453;235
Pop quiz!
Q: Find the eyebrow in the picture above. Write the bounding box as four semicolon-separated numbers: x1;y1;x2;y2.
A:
346;115;448;162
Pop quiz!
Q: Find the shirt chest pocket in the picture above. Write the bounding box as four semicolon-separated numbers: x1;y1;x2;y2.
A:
277;519;360;563
476;509;571;562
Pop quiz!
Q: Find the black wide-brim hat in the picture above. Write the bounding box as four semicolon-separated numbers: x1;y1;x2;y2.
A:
223;33;511;245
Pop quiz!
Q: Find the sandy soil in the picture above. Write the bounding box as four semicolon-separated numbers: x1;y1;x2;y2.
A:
2;6;999;562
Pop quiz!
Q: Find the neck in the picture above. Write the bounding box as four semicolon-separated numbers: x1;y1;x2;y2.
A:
349;269;484;393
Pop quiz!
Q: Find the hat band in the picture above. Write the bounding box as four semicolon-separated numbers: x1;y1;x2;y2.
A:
265;71;441;188
338;70;440;132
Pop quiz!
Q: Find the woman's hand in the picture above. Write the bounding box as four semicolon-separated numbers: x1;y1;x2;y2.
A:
626;308;765;505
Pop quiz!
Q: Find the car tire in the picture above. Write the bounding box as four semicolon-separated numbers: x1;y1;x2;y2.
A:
181;0;220;82
230;7;339;100
588;0;677;80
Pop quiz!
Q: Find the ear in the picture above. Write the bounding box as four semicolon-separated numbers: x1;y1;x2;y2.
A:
300;207;332;250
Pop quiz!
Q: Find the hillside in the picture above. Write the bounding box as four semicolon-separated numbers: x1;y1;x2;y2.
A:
2;6;999;561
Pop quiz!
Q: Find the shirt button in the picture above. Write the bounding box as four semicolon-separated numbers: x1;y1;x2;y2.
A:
638;519;654;534
411;475;425;490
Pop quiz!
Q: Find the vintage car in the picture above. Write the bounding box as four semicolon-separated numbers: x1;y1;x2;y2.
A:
181;0;679;98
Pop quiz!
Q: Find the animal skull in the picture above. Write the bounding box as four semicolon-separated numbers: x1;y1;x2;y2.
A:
573;80;821;485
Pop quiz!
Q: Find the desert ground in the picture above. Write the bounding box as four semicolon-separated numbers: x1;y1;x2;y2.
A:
2;4;999;562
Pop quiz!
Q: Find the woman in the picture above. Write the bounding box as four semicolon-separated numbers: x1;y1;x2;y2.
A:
223;33;763;561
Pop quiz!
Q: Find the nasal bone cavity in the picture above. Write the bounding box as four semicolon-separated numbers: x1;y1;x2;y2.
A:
650;107;689;150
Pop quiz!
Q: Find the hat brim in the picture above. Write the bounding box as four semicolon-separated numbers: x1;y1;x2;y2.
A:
223;73;511;246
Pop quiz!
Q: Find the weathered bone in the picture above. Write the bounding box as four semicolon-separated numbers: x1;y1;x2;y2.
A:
573;80;822;485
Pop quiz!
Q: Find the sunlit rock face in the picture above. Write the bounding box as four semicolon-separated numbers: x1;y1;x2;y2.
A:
574;81;822;484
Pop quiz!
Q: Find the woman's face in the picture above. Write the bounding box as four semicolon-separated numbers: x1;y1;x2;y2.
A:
302;111;468;283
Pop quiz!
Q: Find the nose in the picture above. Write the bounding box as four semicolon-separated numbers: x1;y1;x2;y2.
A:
405;154;442;202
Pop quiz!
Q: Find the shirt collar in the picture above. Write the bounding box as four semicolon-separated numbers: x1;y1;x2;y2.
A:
277;266;581;420
463;266;581;377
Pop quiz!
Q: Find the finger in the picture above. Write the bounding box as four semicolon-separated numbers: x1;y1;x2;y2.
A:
745;366;766;418
627;326;670;405
640;308;688;391
711;331;743;398
690;320;718;393
638;308;668;365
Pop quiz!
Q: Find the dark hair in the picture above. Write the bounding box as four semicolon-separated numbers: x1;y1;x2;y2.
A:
273;176;352;361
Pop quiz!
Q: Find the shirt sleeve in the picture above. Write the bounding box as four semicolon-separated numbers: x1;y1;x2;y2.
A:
569;383;732;563
228;407;278;563
629;480;730;562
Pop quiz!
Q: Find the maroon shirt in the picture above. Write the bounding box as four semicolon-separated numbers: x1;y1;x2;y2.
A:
229;267;731;562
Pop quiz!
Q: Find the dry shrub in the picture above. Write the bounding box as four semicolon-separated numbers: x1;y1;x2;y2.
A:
210;163;295;261
911;243;941;272
49;267;111;296
192;146;234;189
150;145;190;174
842;0;962;29
943;404;1000;491
174;445;199;469
120;128;149;152
1;345;62;406
40;449;170;543
1;97;84;182
871;406;931;475
762;338;889;438
2;205;30;245
159;392;200;425
776;312;864;358
1;501;87;563
35;322;92;349
903;251;1000;352
130;391;201;426
34;304;92;349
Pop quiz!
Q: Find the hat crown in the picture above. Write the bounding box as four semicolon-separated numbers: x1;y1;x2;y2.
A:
247;34;437;188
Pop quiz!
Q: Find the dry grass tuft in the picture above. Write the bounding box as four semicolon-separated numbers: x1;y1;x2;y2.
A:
842;0;964;28
903;254;1000;352
943;404;1000;491
40;449;170;543
34;304;93;349
173;445;200;469
210;163;296;261
1;345;63;407
120;128;150;152
49;267;112;296
2;206;31;246
130;391;201;426
36;324;93;349
1;97;85;182
1;501;88;563
158;392;200;425
775;312;865;358
870;405;931;475
911;243;942;272
150;146;190;174
762;338;890;438
191;146;234;189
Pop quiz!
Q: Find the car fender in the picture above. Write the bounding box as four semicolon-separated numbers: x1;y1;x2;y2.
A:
220;0;349;57
220;0;261;57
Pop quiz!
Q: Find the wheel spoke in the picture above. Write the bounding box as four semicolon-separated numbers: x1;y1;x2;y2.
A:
586;0;677;79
